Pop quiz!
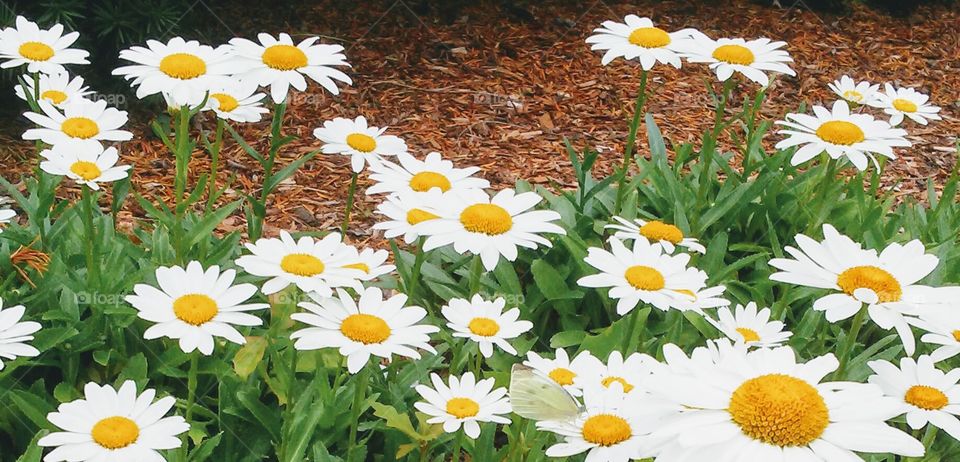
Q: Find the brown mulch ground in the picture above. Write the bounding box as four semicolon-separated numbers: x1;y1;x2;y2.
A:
2;0;958;244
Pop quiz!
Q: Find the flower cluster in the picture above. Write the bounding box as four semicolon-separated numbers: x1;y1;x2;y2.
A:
0;10;954;462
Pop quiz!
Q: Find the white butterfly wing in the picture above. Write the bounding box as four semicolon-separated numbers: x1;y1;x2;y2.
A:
509;364;582;422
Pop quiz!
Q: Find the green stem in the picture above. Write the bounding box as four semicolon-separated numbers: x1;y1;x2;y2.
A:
833;305;868;380
613;70;649;214
468;255;483;296
450;430;464;462
182;352;199;459
473;349;483;378
249;102;287;241
806;157;838;233
621;308;642;355
172;107;192;264
341;172;359;235
80;187;99;288
206;118;224;212
406;237;428;303
906;426;938;462
696;78;737;204
346;363;372;461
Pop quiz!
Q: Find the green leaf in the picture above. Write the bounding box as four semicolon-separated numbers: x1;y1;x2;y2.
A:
187;432;224;462
232;336;267;380
371;402;423;441
185;201;242;248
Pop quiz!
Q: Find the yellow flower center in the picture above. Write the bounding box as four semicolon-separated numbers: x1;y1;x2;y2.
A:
627;27;671;48
601;376;635;393
340;313;391;344
446;397;480;419
581;414;632;446
159;53;207;79
41;90;68;105
460;203;513;235
736;327;761;343
346;133;377;153
61;117;100;139
172;293;219;326
624;265;665;291
343;262;370;273
892;98;918;113
262;44;308;70
836;265;902;303
548;367;576;386
409;171;452;192
91;416;140;449
905;385;948;411
952;330;960;343
712;44;755;65
468;317;500;337
69;161;102;181
406;208;440;225
639;221;684;244
728;374;829;447
211;93;239;112
842;90;863;103
19;41;54;61
280;253;325;277
815;120;865;146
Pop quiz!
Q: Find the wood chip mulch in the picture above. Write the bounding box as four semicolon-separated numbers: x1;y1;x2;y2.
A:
2;0;958;246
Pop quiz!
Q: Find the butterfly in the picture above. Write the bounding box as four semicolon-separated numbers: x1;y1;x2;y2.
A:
509;363;583;422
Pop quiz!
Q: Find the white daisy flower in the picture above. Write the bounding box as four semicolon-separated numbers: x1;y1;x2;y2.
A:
0;16;89;75
112;37;248;107
372;189;445;244
828;75;880;106
39;143;130;190
313;116;408;173
912;308;960;363
775;100;911;171
576;350;658;395
770;224;950;355
14;72;91;107
671;285;731;313
23;98;132;150
414;372;511;439
420;188;565;271
125;261;268;355
366;151;489;196
442;294;533;358
235;230;365;296
0;207;16;230
228;33;351;103
676;34;794;86
290;287;439;374
338;246;395;282
38;380;188;461
605;215;706;254
873;83;942;126
538;381;653;461
523;348;603;397
644;344;924;461
585;15;697;69
869;355;960;441
203;79;268;123
577;236;710;315
0;298;40;370
706;302;792;348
